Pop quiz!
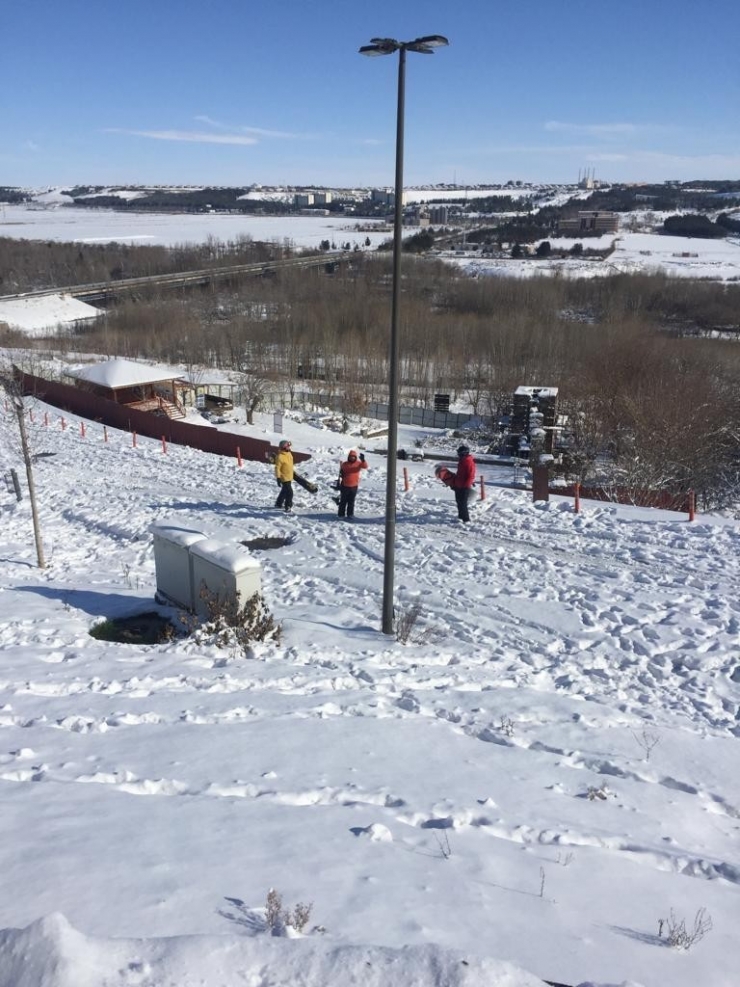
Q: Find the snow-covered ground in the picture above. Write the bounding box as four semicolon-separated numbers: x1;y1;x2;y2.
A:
2;209;740;336
0;295;100;335
450;231;740;282
0;381;738;987
0;204;396;251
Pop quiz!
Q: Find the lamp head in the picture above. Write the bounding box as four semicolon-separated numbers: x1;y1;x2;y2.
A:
359;34;448;56
406;34;449;53
360;38;399;56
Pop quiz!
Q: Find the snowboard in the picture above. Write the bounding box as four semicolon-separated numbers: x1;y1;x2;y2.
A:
434;464;456;488
294;471;318;494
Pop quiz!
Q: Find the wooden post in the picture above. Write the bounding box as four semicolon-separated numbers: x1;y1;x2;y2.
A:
236;446;243;467
575;482;581;514
688;489;696;522
403;466;409;491
61;417;66;430
161;436;167;454
44;412;49;426
12;398;45;568
29;409;34;423
103;426;108;443
80;421;86;438
132;431;137;448
532;464;549;502
10;468;22;501
479;475;486;500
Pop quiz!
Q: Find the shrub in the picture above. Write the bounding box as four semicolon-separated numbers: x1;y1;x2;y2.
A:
659;908;712;950
187;587;282;650
264;888;313;935
395;602;442;645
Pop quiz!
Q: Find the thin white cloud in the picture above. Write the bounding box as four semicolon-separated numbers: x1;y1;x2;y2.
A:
628;149;740;169
545;121;640;138
586;152;628;162
194;115;305;139
105;128;258;146
360;138;385;146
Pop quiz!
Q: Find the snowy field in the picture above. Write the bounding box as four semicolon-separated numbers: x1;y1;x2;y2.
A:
0;204;397;251
4;204;737;284
0;386;739;987
449;232;740;282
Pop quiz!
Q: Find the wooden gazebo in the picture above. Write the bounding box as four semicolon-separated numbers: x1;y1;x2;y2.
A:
65;359;188;418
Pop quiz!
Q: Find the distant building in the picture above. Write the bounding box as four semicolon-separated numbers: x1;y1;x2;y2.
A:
371;188;394;206
294;192;314;207
429;204;449;225
578;169;601;190
406;206;431;228
558;211;619;236
313;191;333;205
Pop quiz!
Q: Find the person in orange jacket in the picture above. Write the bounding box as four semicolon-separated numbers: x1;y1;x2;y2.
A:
337;449;368;518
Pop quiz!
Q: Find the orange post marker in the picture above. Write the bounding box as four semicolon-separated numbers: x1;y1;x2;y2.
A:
479;475;486;501
688;489;696;522
236;446;243;467
162;436;167;454
575;482;581;514
403;466;409;491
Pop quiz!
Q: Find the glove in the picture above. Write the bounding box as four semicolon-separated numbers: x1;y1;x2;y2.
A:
276;479;282;487
359;453;365;462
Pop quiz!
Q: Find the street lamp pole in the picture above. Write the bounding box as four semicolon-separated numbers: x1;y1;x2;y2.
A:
359;34;449;635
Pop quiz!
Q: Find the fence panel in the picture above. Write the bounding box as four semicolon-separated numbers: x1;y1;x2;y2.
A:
15;369;309;464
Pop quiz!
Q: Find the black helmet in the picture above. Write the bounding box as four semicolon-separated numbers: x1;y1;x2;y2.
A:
457;444;470;457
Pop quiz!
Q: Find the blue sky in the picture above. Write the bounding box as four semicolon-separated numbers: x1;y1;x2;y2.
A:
2;0;739;189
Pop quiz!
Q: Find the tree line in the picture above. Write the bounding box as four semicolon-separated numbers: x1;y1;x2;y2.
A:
4;240;740;509
0;235;287;294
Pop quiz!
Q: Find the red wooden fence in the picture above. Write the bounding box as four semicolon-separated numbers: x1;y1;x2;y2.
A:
14;368;311;465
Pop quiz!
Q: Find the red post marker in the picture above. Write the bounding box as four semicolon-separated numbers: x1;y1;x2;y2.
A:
103;426;108;443
132;431;137;448
688;489;696;522
61;417;66;430
403;466;409;491
480;475;486;501
161;436;167;454
80;421;86;438
236;446;243;467
575;482;581;514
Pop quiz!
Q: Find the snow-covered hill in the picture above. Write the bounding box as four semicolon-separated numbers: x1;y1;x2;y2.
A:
0;388;738;987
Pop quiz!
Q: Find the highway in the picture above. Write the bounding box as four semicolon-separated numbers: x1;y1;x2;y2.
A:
0;251;354;303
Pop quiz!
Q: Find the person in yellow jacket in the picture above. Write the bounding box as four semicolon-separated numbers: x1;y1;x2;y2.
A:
274;439;294;512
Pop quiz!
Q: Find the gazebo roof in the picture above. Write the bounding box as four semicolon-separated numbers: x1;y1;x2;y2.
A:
65;358;186;390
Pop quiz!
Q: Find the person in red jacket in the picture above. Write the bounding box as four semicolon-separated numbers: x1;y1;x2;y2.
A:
338;449;368;518
450;444;476;522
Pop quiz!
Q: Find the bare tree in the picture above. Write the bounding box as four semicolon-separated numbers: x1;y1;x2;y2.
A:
0;366;46;568
235;372;271;424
